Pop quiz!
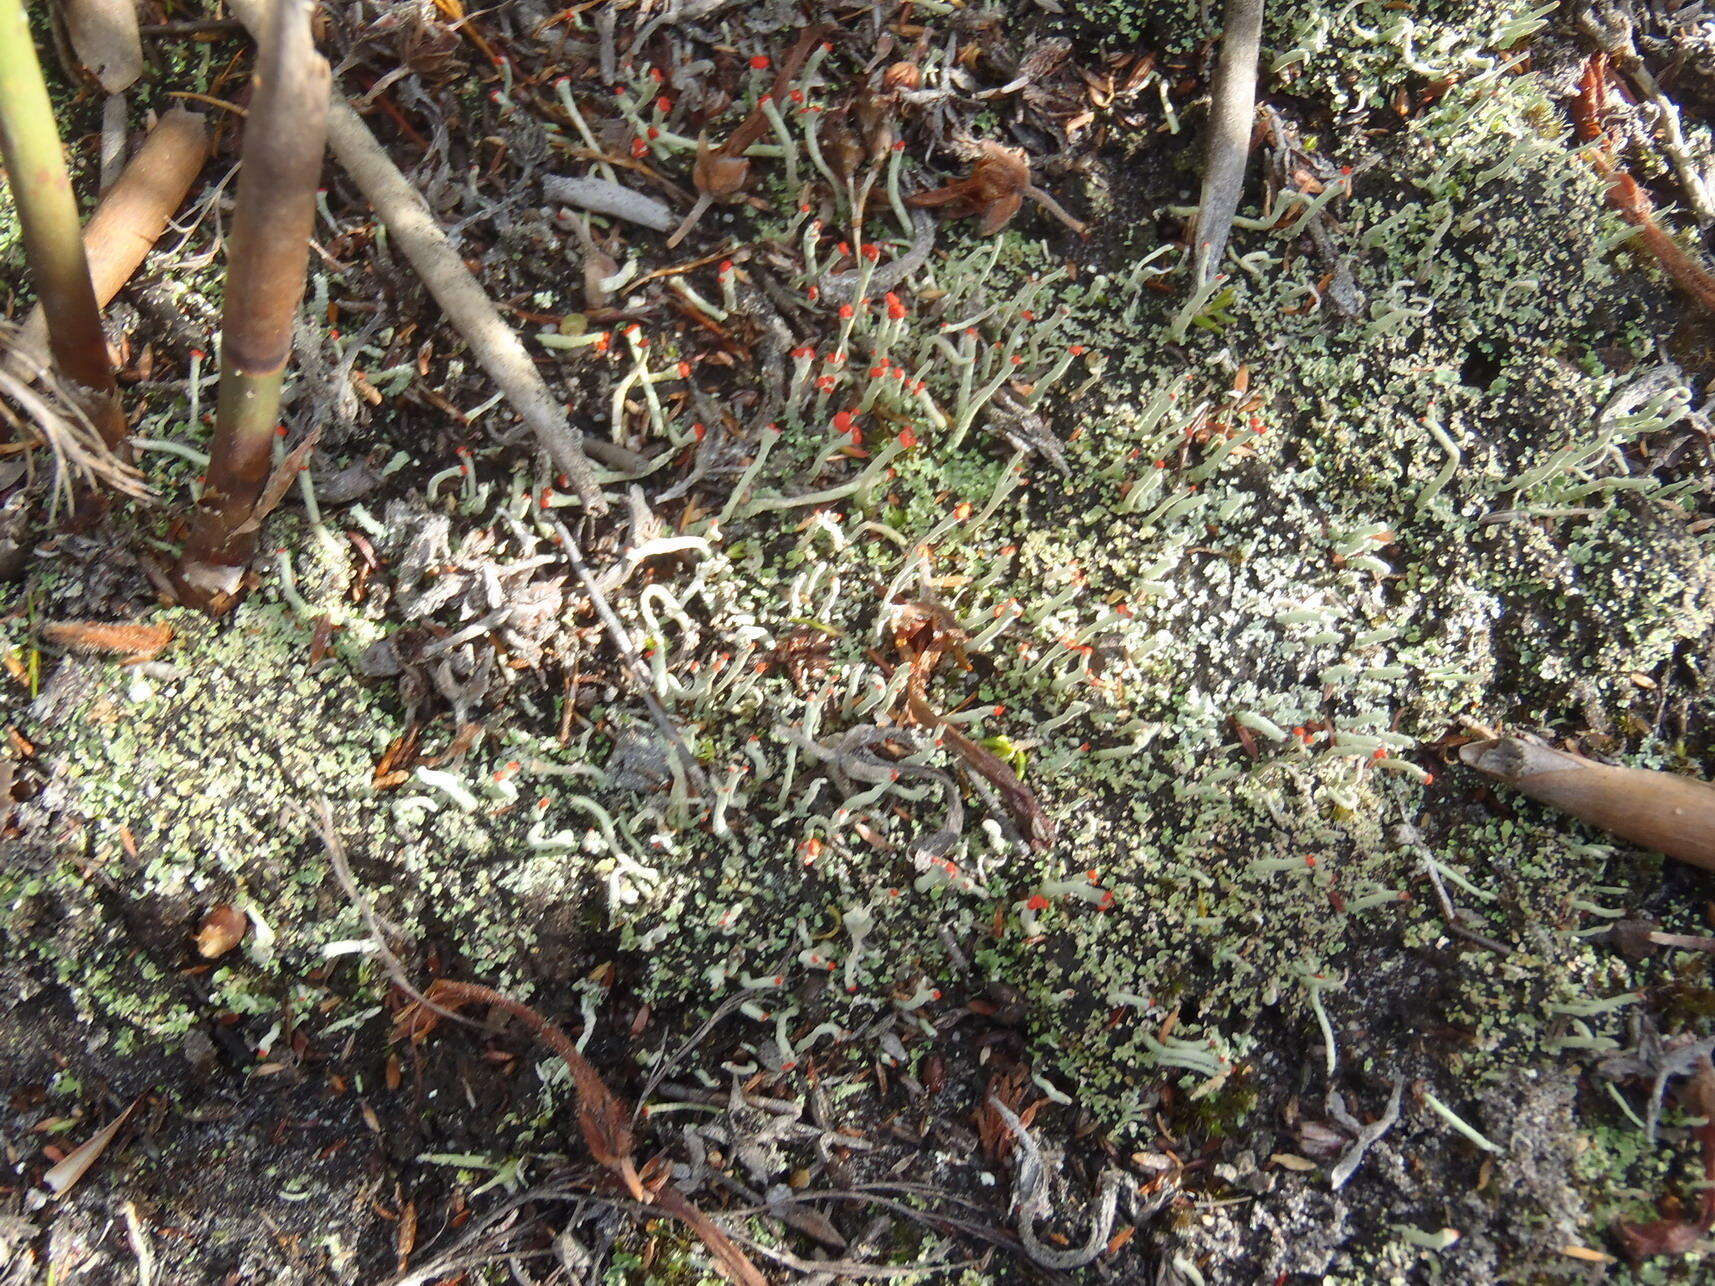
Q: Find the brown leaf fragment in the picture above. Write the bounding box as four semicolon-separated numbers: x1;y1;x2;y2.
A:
42;1097;141;1196
195;904;248;958
373;723;422;790
893;601;1055;848
395;1199;417;1274
41;620;173;661
1616;1218;1704;1261
231;424;324;537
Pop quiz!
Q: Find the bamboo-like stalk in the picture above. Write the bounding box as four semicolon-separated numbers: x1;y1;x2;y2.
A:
0;0;127;449
172;0;327;612
12;108;209;378
1461;737;1715;873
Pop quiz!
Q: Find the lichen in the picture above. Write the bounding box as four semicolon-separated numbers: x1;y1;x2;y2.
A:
6;5;1715;1277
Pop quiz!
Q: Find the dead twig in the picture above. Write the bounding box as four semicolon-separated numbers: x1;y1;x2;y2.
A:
399;980;767;1286
298;797;485;1033
1572;53;1715;316
550;516;712;802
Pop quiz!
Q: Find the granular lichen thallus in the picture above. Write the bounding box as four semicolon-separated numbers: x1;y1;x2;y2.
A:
16;0;1715;1279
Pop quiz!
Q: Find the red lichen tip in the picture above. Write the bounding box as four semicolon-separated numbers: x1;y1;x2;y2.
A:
749;54;771;70
1026;894;1049;912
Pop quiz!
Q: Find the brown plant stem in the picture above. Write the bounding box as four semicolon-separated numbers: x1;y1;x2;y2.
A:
1572;52;1715;317
0;0;127;450
13;108;210;378
173;0;327;611
1460;737;1715;872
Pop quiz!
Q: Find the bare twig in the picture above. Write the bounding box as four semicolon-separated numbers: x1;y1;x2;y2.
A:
987;1096;1127;1270
298;798;484;1032
402;981;768;1286
1189;0;1264;284
1419;853;1511;955
634;990;750;1118
1578;11;1715;225
1327;1077;1404;1189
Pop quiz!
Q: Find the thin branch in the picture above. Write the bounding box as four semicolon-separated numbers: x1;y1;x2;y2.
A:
1461;736;1715;872
295;797;485;1034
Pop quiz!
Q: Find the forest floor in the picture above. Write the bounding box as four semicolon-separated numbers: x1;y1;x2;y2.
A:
6;0;1715;1282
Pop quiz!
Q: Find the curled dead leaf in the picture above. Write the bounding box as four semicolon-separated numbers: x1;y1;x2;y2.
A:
63;0;143;93
909;139;1087;237
195;904;248;959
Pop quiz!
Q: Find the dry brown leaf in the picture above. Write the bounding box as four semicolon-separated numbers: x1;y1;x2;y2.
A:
42;1097;141;1196
231;424;324;537
908;140;1087;237
40;620;173;661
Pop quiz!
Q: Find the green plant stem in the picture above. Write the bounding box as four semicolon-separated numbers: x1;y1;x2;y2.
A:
0;0;127;449
176;362;283;566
